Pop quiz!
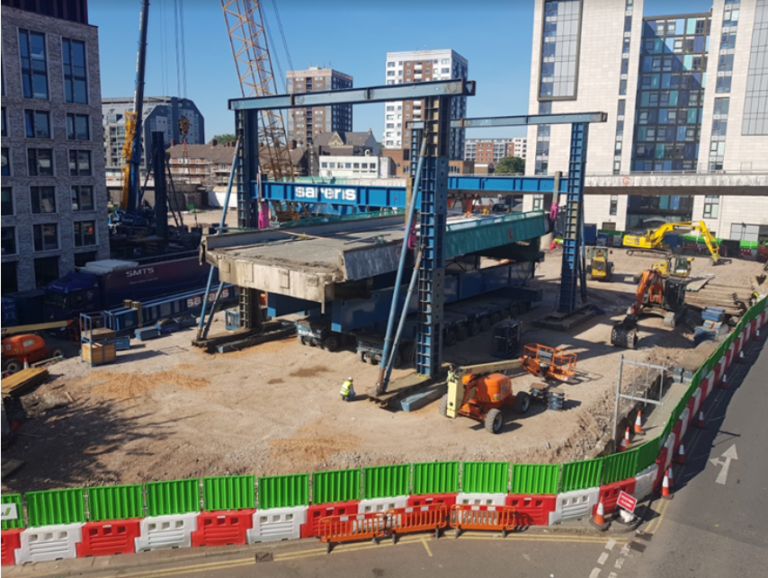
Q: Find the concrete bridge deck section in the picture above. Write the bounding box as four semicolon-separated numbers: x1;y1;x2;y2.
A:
203;211;547;305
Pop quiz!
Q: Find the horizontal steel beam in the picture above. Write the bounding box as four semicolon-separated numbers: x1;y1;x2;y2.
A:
408;111;607;130
229;79;476;111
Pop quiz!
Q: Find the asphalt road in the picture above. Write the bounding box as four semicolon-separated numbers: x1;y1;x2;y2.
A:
13;332;768;578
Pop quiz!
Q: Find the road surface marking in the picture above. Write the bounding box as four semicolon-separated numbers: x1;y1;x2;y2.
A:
589;568;601;578
615;557;626;569
605;539;616;551
118;557;254;577
709;444;739;485
645;497;672;534
597;552;609;565
608;573;618;578
421;536;433;557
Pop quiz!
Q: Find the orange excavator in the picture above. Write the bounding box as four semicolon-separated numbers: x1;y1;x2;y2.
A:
611;268;688;349
439;346;577;434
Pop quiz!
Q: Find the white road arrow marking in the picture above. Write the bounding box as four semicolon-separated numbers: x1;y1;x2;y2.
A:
709;444;739;485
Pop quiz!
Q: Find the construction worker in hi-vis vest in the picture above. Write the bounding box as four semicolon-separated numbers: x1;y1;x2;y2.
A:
340;377;355;401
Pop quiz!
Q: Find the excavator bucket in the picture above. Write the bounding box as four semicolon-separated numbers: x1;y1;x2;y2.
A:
611;316;639;349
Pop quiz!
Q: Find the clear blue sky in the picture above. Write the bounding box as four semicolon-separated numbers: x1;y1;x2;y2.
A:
90;0;709;142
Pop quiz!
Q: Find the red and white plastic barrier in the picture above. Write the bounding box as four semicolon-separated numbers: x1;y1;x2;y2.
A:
135;513;198;552
456;492;508;506
15;523;84;564
190;510;255;547
247;506;307;544
301;501;359;539
504;495;556;526
548;487;600;525
358;496;409;514
407;493;457;508
634;463;659;501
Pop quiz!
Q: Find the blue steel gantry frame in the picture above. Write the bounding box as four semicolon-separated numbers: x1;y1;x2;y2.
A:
229;81;605;374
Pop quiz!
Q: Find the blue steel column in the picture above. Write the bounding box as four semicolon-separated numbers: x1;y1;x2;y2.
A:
558;122;589;313
235;109;260;229
416;96;450;377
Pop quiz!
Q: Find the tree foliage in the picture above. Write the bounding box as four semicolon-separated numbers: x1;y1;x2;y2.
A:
212;134;236;145
494;156;525;175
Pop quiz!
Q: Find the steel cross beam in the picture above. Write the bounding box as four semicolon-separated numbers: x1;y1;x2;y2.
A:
229;79;476;110
407;111;607;129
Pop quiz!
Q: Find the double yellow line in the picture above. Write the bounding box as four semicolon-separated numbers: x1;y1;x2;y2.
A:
117;532;628;577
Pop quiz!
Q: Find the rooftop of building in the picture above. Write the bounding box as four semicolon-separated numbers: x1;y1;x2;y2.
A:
287;68;353;80
385;48;468;65
313;130;375;148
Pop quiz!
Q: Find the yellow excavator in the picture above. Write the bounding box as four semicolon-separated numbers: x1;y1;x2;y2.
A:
623;221;721;263
632;255;693;283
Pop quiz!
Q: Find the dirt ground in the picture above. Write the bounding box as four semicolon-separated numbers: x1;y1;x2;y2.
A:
2;248;765;493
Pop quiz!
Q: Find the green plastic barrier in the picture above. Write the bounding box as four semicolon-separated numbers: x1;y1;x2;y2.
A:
258;474;309;509
412;461;459;495
202;475;255;511
1;493;24;530
312;469;360;504
87;484;144;522
461;462;509;494
145;479;200;517
26;488;86;527
560;458;603;492
635;438;662;472
363;465;410;499
602;448;639;485
510;464;560;495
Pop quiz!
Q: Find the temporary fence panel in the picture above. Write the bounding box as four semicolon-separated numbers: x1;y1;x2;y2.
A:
388;503;448;537
191;510;255;547
634;463;659;501
663;432;677;471
318;512;387;546
412;462;460;495
362;465;411;500
461;462;509;494
449;504;518;535
679;408;690;440
510;464;560;495
247;505;307;544
25;489;86;527
15;523;84;564
1;494;24;530
456;492;507;506
635;438;662;474
358;496;409;514
560;458;603;493
258;474;310;510
77;519;141;557
548;487;600;525
202;476;255;512
504;495;557;526
601;448;639;485
145;479;200;517
135;513;198;551
312;469;361;505
87;484;144;522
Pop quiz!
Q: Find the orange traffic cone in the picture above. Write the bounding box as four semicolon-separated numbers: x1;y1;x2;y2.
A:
661;471;673;499
667;466;675;489
618;436;628;452
624;427;632;449
676;443;686;465
23;358;29;369
590;500;610;530
695;410;706;429
634;410;644;435
721;373;728;389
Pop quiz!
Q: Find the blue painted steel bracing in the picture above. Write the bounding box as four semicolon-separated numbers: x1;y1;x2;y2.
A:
558;123;589;314
256;176;567;211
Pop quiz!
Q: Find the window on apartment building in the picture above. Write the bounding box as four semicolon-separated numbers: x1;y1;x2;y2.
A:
387;71;395;77
24;110;51;138
1;108;6;137
387;62;395;68
69;150;91;176
62;38;88;103
66;114;90;140
1;187;13;216
1;148;10;176
31;186;56;213
34;256;59;288
532;195;544;211
71;185;94;211
619;79;627;95
73;221;96;247
1;227;17;255
610;196;618;216
19;29;48;99
601;222;617;231
27;148;54;176
703;195;720;218
33;223;58;251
